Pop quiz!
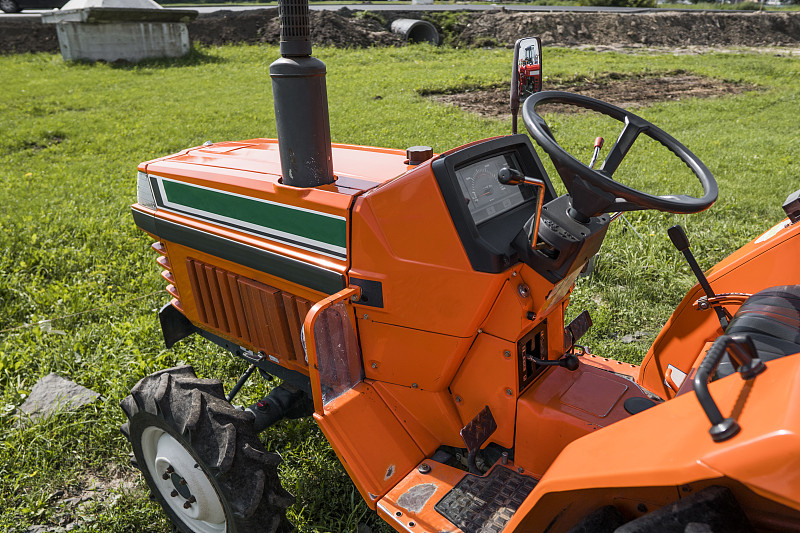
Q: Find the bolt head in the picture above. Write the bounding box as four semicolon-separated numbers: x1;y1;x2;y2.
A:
412;383;418;389
371;362;378;369
183;501;192;509
351;294;358;302
417;463;431;474
170;490;178;498
505;388;513;396
455;395;462;403
517;284;530;298
363;314;369;320
503;350;511;359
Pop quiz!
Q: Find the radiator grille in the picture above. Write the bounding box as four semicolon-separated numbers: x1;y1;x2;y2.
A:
186;258;311;364
153;242;183;311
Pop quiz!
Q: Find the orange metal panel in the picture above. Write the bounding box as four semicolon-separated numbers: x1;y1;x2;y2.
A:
507;354;800;532
377;460;467;533
514;363;653;478
639;218;800;398
480;265;555;342
286;295;312;363
360;320;474;392
148;139;410;195
192;261;216;327
578;352;640;379
165;284;179;300
205;263;229;332
372;382;464;453
177;256;318;371
349;162;505;338
314;382;424;508
450;333;519;449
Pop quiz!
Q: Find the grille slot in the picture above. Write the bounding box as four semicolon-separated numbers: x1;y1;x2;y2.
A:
186;258;311;364
153;242;181;309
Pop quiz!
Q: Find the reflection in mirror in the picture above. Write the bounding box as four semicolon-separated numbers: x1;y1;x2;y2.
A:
517;37;542;101
510;36;542;135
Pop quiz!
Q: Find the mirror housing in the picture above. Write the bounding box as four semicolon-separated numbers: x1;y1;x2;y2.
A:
510;37;542;134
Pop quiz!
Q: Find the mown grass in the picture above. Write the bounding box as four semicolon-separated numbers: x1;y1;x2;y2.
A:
1;43;799;531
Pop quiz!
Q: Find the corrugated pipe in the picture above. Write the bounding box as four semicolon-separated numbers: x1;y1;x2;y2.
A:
390;19;440;45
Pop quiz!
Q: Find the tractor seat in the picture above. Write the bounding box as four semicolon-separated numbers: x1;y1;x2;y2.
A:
716;285;800;378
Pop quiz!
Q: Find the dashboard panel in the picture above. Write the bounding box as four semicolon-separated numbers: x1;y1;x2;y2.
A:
456;153;528;226
432;135;556;273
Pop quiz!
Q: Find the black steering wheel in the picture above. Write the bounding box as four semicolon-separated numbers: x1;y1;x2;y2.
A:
522;91;718;220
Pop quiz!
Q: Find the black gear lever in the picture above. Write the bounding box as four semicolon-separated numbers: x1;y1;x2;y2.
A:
527;353;580;371
668;225;728;329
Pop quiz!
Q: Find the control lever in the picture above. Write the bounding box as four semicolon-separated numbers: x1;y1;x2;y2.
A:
527;353;580;372
498;166;544;188
498;167;546;250
667;225;728;329
588;136;604;169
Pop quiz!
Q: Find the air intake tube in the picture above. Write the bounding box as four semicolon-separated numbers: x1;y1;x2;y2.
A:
270;0;334;188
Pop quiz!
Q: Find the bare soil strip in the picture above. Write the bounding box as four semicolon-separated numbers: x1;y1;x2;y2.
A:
429;71;758;118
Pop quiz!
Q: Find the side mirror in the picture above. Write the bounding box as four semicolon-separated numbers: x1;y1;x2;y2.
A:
510;37;542;135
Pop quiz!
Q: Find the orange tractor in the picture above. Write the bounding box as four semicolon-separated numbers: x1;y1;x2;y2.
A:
121;1;800;531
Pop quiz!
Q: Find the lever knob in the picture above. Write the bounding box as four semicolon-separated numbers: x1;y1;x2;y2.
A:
498;166;525;185
667;225;690;252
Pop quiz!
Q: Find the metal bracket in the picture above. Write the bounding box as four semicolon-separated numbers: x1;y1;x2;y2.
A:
694;292;751;312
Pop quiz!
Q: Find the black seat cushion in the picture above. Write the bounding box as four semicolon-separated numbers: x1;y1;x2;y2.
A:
717;285;800;378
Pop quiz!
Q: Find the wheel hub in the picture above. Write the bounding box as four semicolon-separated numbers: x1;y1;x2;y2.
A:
141;427;227;533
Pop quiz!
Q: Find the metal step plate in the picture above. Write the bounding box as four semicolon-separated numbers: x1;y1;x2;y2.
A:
434;466;537;533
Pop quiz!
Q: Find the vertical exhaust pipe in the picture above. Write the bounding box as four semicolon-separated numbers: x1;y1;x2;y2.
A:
270;0;334;188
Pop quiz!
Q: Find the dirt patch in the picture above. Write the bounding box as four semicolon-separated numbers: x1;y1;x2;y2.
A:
456;10;800;48
429;71;757;119
3;9;800;55
24;464;138;533
0;17;60;53
189;8;403;48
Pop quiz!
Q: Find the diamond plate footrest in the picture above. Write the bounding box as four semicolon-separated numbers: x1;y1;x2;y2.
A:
433;466;538;533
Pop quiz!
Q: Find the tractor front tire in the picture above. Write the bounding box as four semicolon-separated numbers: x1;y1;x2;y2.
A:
120;365;294;533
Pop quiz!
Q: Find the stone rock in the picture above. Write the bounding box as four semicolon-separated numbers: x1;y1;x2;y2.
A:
18;373;100;422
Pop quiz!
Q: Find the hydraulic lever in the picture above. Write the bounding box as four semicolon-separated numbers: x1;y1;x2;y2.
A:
667;224;728;329
527;353;580;371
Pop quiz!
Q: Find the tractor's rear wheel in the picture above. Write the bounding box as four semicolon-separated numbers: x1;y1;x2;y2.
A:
120;365;294;533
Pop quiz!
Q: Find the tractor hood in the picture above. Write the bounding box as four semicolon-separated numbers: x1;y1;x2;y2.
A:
144;138;415;196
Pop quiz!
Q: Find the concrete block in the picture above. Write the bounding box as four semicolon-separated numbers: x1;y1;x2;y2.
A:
53;20;190;62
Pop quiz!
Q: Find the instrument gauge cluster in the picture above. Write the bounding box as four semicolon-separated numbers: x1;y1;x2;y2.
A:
431;135;556;273
456;154;527;226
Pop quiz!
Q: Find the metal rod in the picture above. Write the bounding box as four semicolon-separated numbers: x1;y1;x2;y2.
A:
226;364;258;402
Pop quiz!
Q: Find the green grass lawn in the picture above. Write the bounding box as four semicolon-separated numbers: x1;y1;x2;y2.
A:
1;43;798;532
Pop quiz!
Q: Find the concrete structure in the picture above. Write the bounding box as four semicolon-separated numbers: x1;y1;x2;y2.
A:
41;0;197;63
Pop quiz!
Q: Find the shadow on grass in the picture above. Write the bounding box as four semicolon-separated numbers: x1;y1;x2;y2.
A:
68;47;225;70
